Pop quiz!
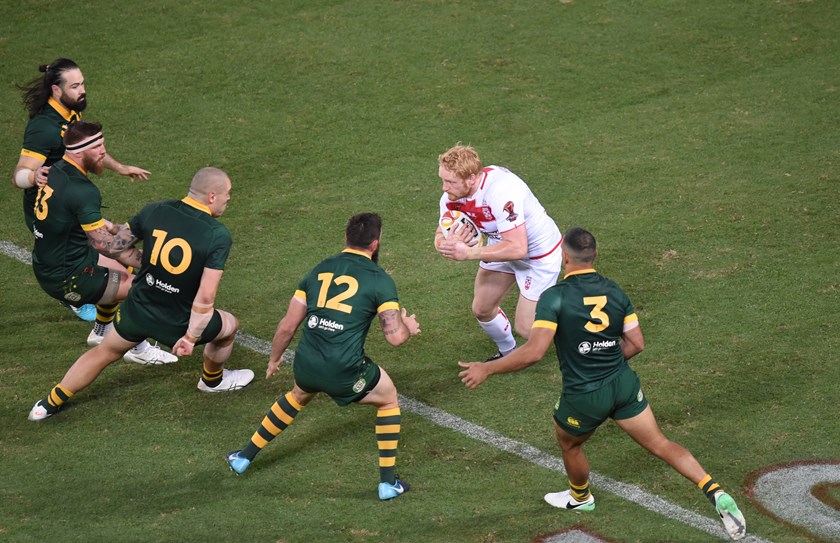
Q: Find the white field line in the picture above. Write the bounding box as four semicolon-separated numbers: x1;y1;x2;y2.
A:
3;240;773;543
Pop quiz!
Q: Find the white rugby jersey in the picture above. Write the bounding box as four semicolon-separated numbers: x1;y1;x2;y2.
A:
439;165;561;260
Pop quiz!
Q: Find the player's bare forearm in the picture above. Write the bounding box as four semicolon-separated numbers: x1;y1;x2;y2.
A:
117;247;143;269
267;298;307;378
380;307;420;346
380;309;409;345
103;153;150;181
459;327;552;388
87;224;139;260
267;325;296;378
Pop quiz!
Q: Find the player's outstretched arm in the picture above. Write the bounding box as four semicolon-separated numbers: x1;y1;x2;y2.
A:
379;307;420;346
266;296;307;378
173;268;224;356
458;326;554;388
102;153;151;182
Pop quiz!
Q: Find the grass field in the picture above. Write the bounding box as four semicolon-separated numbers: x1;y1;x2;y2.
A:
1;1;838;542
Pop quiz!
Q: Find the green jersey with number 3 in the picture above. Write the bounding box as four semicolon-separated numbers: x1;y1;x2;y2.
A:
533;269;639;394
31;159;103;290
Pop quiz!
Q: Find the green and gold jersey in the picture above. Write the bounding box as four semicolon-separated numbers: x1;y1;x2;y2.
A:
31;158;103;289
19;98;81;231
534;269;639;394
121;198;232;331
293;249;400;385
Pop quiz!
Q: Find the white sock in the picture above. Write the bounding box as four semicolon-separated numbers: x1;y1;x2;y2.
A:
131;339;151;353
92;322;112;336
477;309;516;353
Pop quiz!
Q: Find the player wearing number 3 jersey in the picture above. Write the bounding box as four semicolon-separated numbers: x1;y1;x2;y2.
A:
226;213;421;501
457;227;746;540
29;167;254;422
31;121;176;364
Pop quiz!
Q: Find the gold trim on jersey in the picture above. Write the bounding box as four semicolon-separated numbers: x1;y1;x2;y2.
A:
532;319;558;330
64;156;87;175
20;149;47;161
48;97;78;122
377;301;399;314
81;219;105;232
181;196;212;215
342;248;371;259
563;268;596;279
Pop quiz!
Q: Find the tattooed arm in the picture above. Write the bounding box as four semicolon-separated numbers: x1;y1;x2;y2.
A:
86;222;143;269
379;307;421;346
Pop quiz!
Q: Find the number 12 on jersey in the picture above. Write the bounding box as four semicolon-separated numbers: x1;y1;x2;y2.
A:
316;272;359;314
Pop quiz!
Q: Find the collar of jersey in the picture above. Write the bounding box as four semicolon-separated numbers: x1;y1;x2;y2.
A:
342;248;371;260
563;268;596;279
64;156;87;176
48;97;77;122
182;196;211;215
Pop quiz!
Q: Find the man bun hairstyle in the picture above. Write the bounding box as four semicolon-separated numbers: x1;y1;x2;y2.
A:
18;58;81;119
346;213;382;249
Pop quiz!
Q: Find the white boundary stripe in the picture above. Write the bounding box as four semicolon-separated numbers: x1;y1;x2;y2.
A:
4;240;772;542
1;240;32;264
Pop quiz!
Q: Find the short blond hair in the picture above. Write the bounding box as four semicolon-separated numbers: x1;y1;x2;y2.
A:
190;167;229;198
438;144;483;179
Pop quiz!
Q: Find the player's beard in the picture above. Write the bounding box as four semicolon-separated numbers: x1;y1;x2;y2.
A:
371;246;379;264
61;94;87;112
85;155;105;175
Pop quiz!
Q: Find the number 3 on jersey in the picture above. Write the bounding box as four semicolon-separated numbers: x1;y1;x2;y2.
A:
316;272;359;314
34;185;55;221
150;229;192;274
583;295;609;332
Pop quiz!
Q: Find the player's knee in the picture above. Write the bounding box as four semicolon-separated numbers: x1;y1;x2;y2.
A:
471;302;496;322
218;310;239;343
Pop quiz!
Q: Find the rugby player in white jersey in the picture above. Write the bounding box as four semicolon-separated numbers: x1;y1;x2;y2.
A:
434;145;563;360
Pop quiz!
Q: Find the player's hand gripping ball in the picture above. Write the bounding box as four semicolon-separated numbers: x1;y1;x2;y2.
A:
439;210;487;247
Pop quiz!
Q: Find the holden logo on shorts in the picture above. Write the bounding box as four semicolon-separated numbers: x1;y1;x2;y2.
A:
145;273;155;287
578;341;592;354
307;315;319;329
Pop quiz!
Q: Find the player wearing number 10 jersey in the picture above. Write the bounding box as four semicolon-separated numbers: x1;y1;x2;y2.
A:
115;190;232;346
28;168;254;422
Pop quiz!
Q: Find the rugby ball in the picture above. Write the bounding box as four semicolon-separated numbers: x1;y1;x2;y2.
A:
439;210;487;246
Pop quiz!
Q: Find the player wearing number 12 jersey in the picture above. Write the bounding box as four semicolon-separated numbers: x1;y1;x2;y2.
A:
226;213;421;501
29;167;253;423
